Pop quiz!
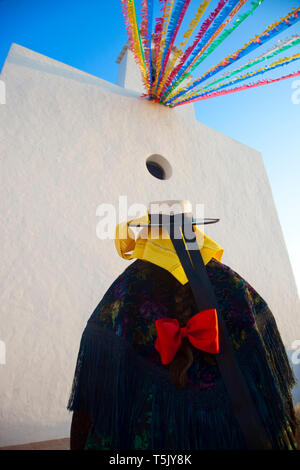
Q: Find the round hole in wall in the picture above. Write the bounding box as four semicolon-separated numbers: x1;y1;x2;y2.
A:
146;154;172;180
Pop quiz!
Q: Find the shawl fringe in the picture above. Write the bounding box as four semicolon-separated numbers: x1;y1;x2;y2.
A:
67;318;297;450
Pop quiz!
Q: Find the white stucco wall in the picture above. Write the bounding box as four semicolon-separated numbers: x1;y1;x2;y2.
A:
0;43;299;446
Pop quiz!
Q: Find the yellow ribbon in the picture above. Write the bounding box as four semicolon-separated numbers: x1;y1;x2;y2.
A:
126;0;149;90
115;214;224;285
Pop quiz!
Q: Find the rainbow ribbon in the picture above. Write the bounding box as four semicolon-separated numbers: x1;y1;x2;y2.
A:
140;0;154;91
172;70;300;106
121;0;149;90
161;0;250;101
155;0;192;98
165;6;300;104
156;0;211;97
152;0;174;96
185;35;300;97
173;53;300;104
159;0;228;99
120;1;300;106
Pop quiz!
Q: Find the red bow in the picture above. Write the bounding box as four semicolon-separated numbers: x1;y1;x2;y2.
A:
154;309;219;365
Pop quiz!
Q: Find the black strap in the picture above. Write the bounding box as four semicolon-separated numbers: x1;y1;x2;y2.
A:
162;213;272;450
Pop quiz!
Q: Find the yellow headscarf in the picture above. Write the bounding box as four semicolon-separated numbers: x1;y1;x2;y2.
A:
115;213;224;285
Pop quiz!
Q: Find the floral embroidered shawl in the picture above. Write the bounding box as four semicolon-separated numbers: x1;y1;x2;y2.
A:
67;258;297;450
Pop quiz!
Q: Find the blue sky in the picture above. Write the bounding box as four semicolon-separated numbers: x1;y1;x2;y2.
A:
0;0;299;293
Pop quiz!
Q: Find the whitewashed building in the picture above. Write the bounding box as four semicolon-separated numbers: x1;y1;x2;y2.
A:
0;42;299;446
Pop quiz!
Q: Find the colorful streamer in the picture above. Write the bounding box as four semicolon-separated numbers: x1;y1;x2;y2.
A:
172;70;300;106
159;0;264;101
157;0;211;96
185;35;300;97
140;0;154;89
121;0;149;89
155;0;192;97
165;6;300;104
151;0;175;95
161;0;249;100
173;53;300;104
158;0;228;99
120;1;300;107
